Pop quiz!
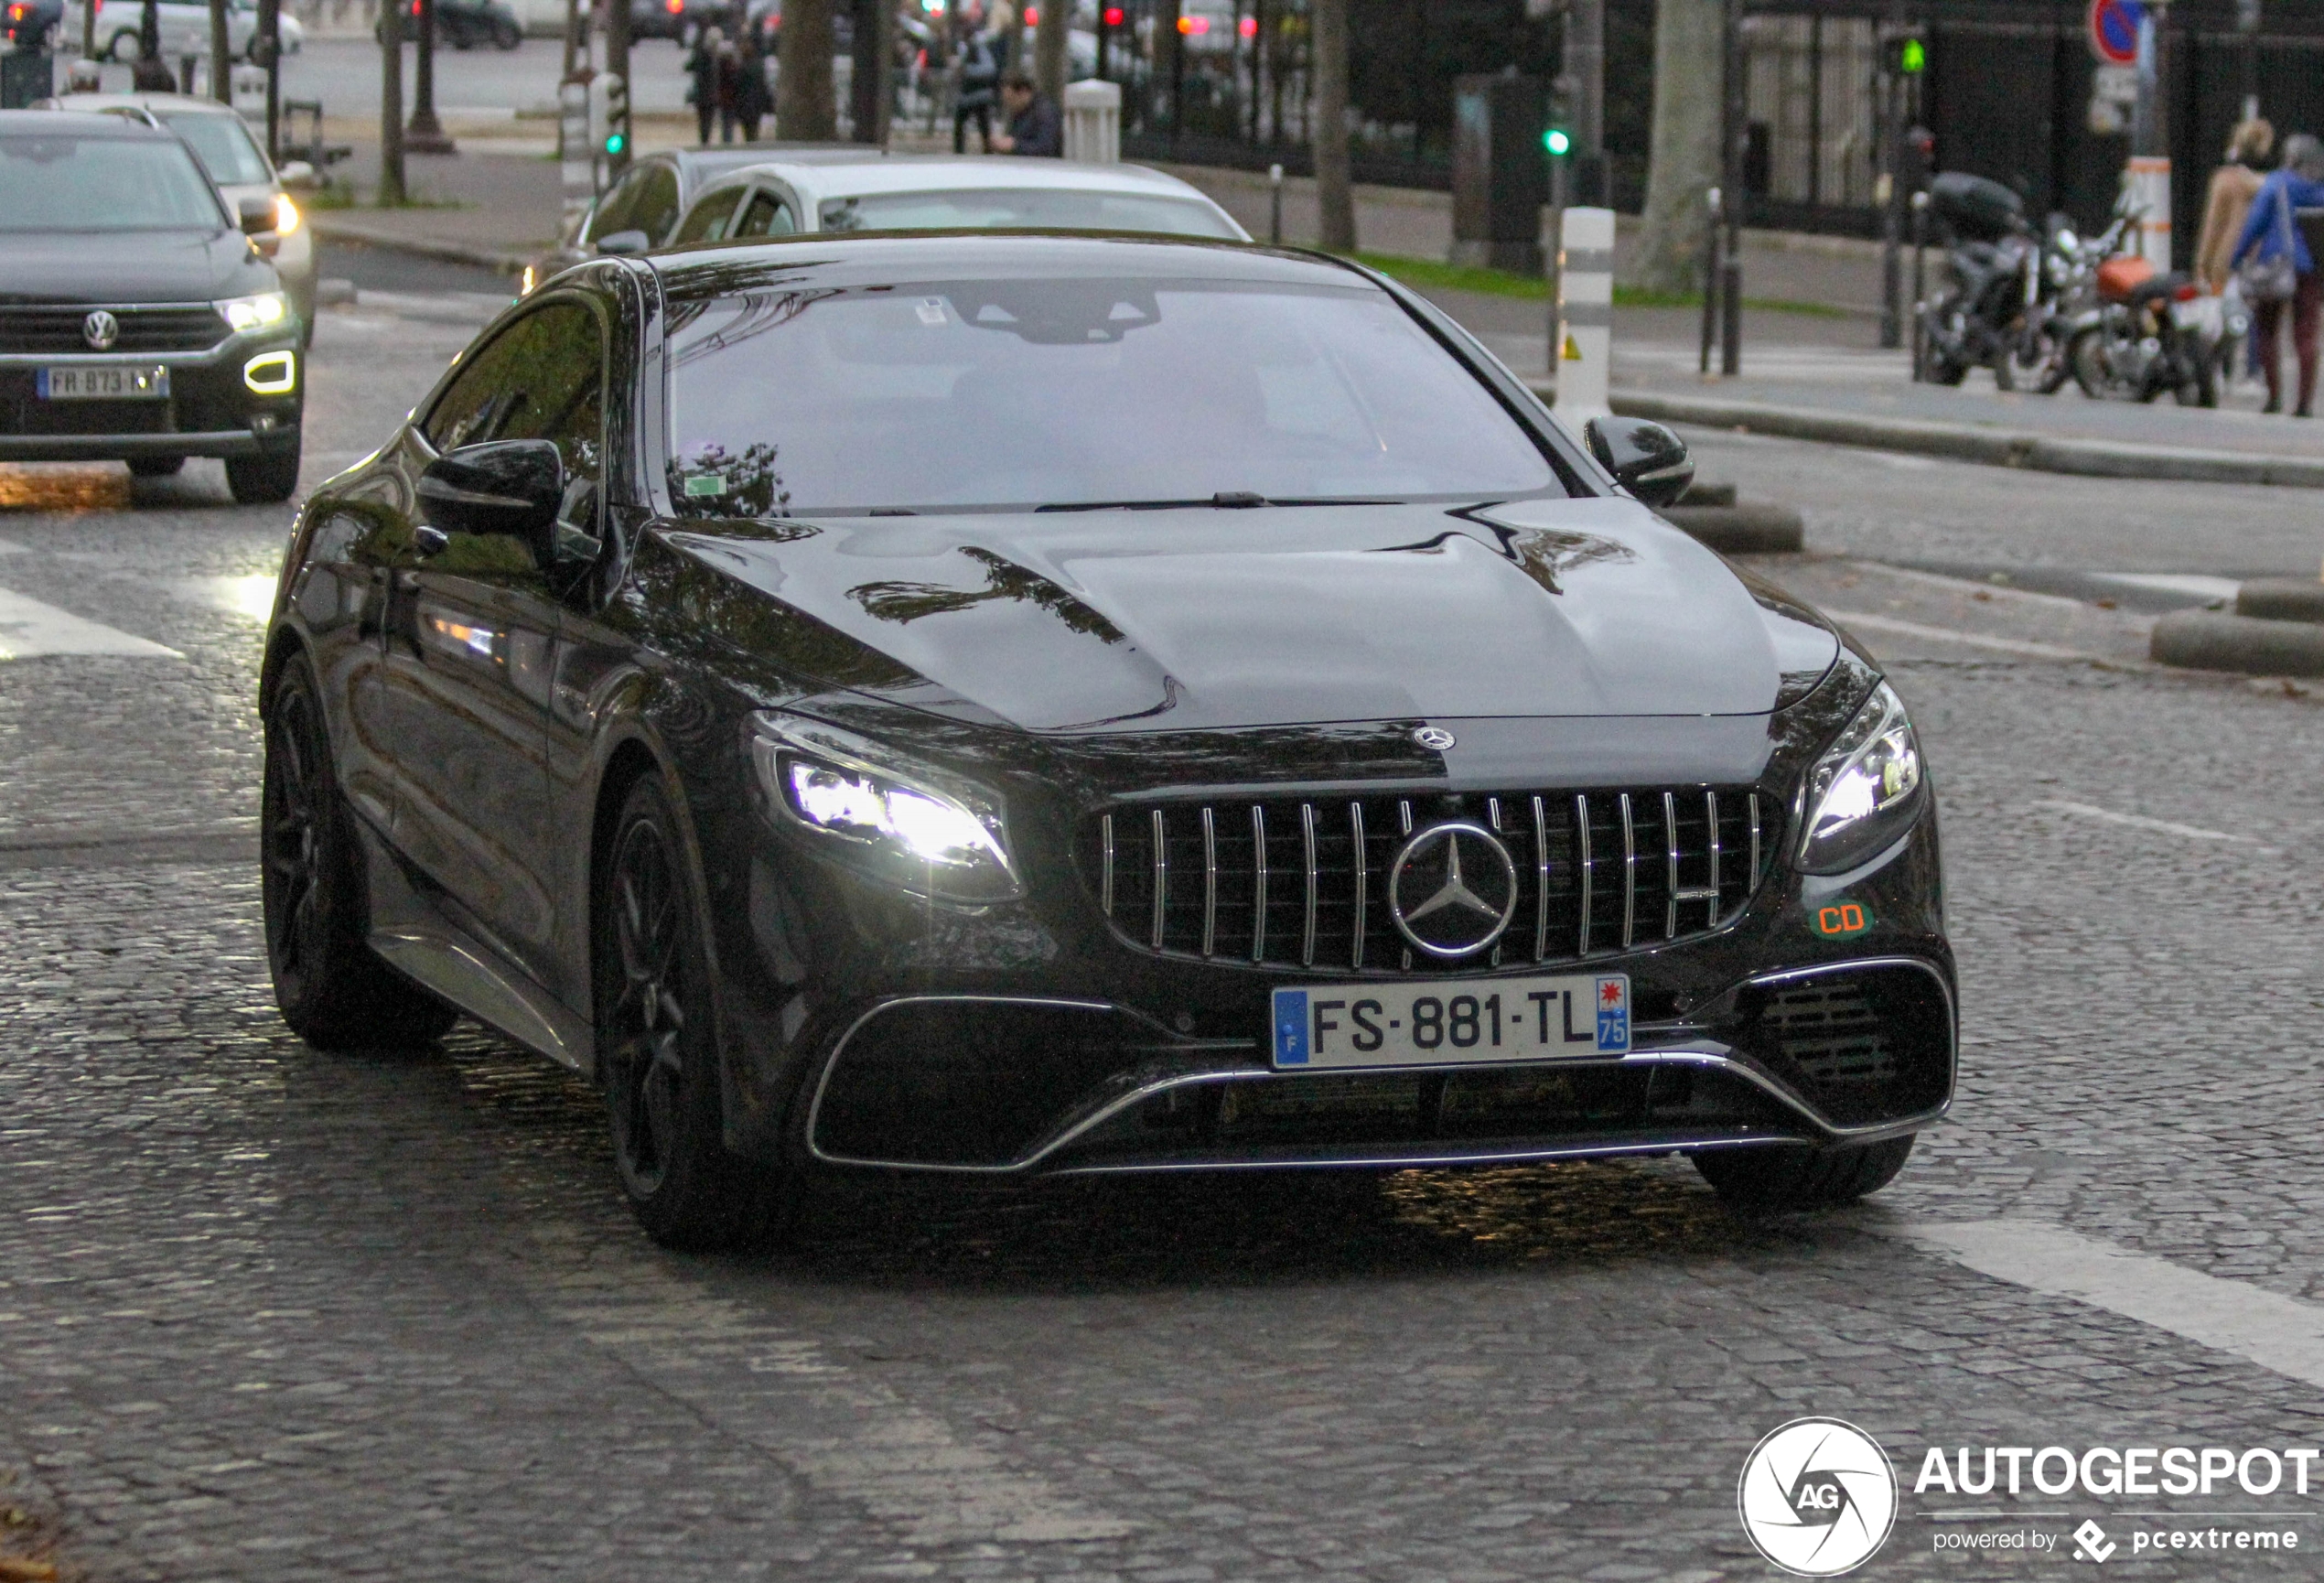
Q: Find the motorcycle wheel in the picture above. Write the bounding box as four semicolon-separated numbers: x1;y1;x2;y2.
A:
2010;329;2070;395
1918;339;1968;386
2069;327;2137;402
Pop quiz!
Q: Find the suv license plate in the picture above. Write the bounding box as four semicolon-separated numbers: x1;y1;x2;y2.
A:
38;365;170;401
1271;974;1630;1070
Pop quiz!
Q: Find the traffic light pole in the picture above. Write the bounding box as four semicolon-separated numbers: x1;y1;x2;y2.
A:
606;0;632;179
1719;0;1743;377
1565;0;1604;206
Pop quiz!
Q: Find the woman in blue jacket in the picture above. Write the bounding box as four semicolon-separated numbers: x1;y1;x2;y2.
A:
2233;135;2324;415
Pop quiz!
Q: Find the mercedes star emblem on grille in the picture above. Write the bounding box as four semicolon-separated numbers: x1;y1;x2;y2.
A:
1387;822;1519;958
82;310;120;351
1411;726;1456;751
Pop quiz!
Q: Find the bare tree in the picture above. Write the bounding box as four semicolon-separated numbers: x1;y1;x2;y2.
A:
776;0;837;140
1034;0;1066;102
1630;0;1722;294
1312;0;1353;252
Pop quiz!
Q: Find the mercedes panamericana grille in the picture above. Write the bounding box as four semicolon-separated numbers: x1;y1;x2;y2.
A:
260;234;1953;1246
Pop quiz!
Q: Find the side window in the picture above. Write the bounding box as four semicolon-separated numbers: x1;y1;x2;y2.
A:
585;166;649;244
672;186;744;244
633;167;683;244
734;192;797;238
422;302;606;492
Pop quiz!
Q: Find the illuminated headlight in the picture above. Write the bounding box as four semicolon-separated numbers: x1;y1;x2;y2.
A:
273;194;300;234
218;291;290;332
750;716;1019;904
1798;681;1927;875
243;350;296;394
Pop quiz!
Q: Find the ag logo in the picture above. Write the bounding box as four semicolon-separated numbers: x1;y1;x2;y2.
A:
1738;1417;1897;1577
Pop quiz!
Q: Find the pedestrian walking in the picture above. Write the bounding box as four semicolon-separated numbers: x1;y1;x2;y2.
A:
2196;119;2273;294
990;69;1061;156
734;27;770;143
952;11;999;155
715;35;743;143
686;26;725;145
2231;133;2324;416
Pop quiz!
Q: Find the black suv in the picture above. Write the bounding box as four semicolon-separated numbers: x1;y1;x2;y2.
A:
0;110;303;501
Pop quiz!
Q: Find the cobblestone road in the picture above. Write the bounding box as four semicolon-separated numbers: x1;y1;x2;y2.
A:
5;296;2324;1581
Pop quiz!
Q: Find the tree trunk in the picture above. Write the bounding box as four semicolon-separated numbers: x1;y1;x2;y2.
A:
1311;0;1354;252
209;0;230;101
776;0;837;140
1034;0;1065;102
1630;0;1723;295
378;0;404;204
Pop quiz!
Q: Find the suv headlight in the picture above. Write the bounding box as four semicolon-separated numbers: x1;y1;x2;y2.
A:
1798;681;1926;875
749;716;1020;904
218;290;290;332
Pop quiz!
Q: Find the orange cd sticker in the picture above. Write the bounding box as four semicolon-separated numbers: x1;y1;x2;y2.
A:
1813;901;1872;938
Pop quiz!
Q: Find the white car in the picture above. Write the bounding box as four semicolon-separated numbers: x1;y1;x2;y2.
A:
656;154;1247;253
98;0;304;62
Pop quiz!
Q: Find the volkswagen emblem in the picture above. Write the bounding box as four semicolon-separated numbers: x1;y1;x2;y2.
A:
82;310;119;351
1387;822;1518;958
1411;726;1456;752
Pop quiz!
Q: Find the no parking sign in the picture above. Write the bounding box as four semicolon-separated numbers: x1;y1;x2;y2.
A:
2089;0;2143;65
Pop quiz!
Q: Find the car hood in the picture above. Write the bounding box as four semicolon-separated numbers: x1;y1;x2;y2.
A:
662;497;1842;733
0;227;274;306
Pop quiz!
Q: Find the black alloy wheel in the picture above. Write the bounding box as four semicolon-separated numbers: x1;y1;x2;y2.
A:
596;775;785;1248
1691;1134;1915;1211
262;660;458;1049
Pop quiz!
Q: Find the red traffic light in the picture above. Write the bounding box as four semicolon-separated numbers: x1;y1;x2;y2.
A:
1103;5;1123;21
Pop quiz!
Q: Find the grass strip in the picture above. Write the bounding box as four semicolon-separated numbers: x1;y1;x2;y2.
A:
1350;251;1853;318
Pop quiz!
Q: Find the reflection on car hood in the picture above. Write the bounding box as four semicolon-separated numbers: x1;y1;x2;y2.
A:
662;497;1841;733
0;227;274;306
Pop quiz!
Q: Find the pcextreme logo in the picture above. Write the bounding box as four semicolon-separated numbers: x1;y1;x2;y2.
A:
1738;1417;1899;1577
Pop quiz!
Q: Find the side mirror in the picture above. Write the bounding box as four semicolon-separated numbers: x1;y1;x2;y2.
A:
237;194;281;254
1584;415;1695;509
276;160;318;191
594;228;651;256
418;440;565;555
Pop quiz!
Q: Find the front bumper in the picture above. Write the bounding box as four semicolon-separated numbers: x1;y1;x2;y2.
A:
714;792;1953;1177
0;335;303;463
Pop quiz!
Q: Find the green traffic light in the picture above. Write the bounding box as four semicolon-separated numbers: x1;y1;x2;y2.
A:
1899;37;1925;72
1544;128;1571;156
605;133;626;155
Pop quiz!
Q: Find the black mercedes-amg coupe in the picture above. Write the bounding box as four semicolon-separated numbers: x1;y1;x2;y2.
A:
258;232;1953;1246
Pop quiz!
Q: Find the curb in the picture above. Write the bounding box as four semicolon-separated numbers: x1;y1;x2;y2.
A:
1660;501;1804;555
1578;387;2324;490
2235;577;2324;622
2149;608;2324;677
307;215;530;276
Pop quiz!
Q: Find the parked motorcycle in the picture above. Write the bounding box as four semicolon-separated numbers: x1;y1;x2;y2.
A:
2064;248;2222;406
1916;174;2053;391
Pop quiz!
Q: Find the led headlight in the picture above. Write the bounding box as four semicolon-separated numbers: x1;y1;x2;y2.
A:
218;291;290;332
1798;681;1926;875
749;716;1020;904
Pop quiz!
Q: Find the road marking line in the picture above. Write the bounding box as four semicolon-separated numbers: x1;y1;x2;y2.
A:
2029;798;2248;842
1852;563;2093;613
546;1247;1135;1545
1826;610;2101;662
0;587;178;660
1882;1219;2324;1391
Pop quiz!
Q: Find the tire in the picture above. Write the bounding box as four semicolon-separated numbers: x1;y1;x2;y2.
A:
263;658;460;1050
104;27;139;59
126;456;185;478
493;18;521;47
2067;326;2128;401
227;446;301;505
596;774;789;1248
1692;1135;1916;1211
1916;335;1967;386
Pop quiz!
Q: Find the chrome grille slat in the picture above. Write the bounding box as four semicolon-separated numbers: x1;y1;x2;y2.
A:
1200;805;1218;958
0;304;231;355
1094;783;1770;975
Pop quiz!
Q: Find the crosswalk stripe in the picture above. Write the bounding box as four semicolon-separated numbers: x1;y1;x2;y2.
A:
0;587;180;660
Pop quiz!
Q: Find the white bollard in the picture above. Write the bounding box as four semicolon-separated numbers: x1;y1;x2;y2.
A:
1556;205;1615;424
1062;78;1121;165
2127;155;2172;270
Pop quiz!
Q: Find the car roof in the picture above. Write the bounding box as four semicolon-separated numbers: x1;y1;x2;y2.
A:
41;92;244;117
704;155;1214;204
650;232;1372;304
0;108;177;138
664;145;880;180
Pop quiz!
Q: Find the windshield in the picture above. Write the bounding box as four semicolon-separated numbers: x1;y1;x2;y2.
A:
0;134;224;231
665;275;1561;515
818;188;1241;241
157;112;273;188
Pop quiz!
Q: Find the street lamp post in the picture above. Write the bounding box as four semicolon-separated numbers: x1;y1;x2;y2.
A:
406;0;457;155
1718;0;1743;375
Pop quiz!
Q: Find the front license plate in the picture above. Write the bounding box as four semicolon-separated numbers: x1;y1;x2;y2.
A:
1271;974;1630;1070
37;365;170;401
